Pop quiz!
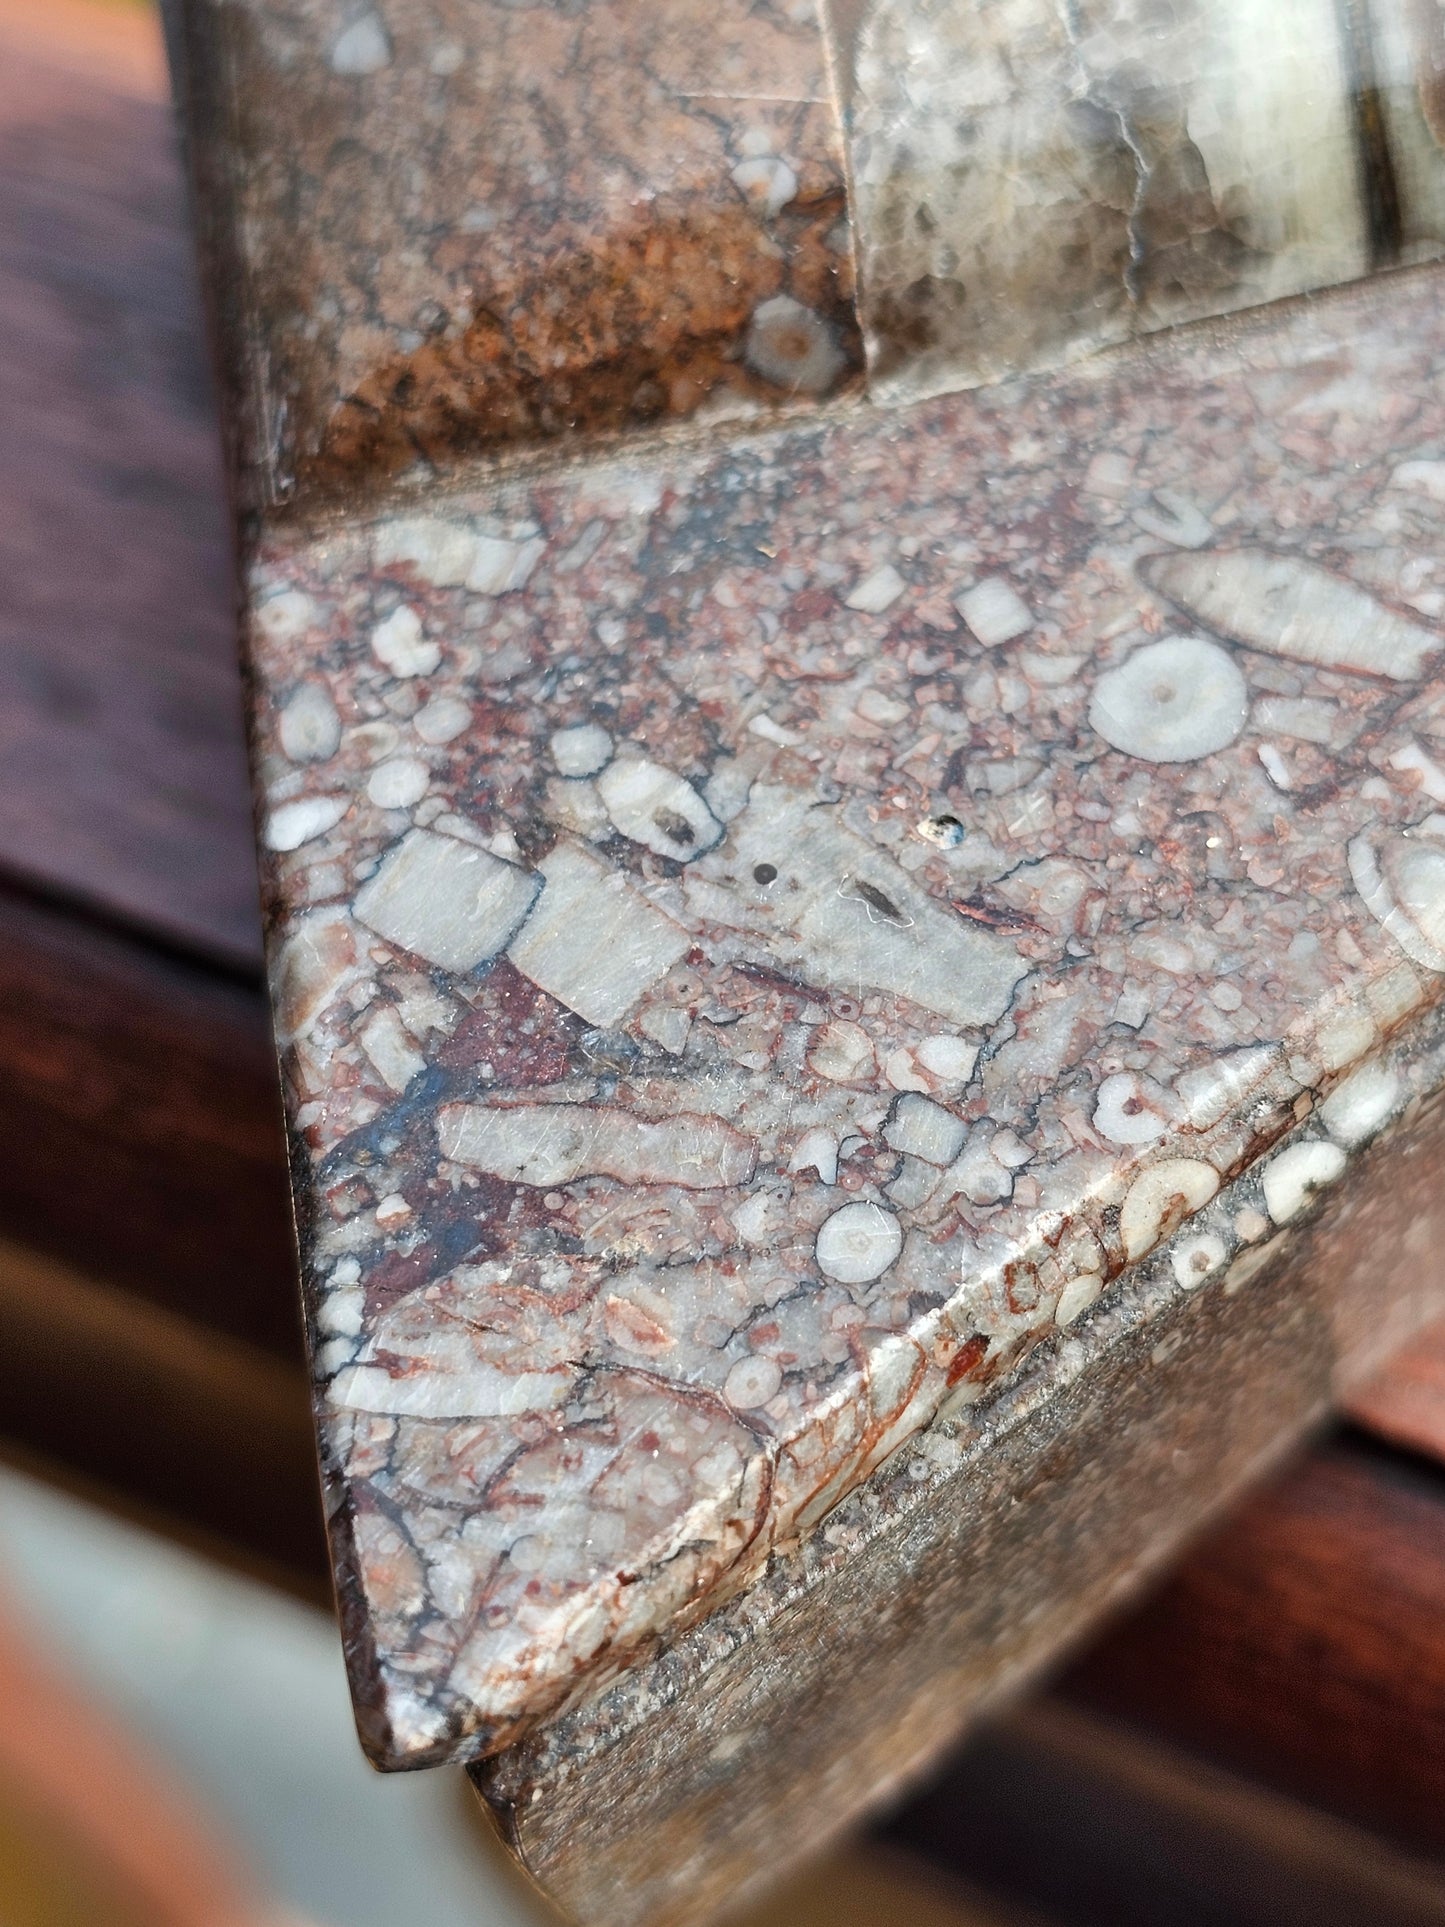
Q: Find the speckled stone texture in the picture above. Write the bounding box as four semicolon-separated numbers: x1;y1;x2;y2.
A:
839;0;1445;398
248;265;1445;1769
167;0;861;508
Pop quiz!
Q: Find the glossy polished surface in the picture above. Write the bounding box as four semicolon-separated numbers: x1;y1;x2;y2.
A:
249;268;1445;1765
843;0;1445;396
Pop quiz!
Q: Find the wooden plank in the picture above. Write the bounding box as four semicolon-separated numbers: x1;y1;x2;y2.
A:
0;880;296;1358
1346;1314;1445;1463
1058;1440;1445;1865
0;1234;324;1597
0;0;260;968
882;1696;1445;1927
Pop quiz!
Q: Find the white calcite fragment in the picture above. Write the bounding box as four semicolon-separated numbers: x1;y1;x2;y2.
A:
1142;550;1441;681
697;785;1026;1030
1055;1271;1103;1326
941;1133;1013;1206
1173;1046;1281;1132
1321;1062;1401;1147
438;1101;757;1189
789;1127;840;1185
374;517;477;585
1093;1072;1173;1145
1257;743;1292;790
273;910;365;1044
550;724;614;777
413;696;472;745
1253;696;1337;744
1390;460;1445;503
507;841;689;1026
883;1093;967;1166
887;1155;939;1210
855;688;908;727
914;1035;980;1085
371;605;440;678
1349;829;1445;970
360;1005;426;1092
467;533;546;596
545;776;610;841
638;1005;692;1056
1388;741;1445;803
278;682;341;763
1119;1159;1220;1261
254;588;316;647
956;577;1033;647
731;155;798;218
264;794;349;851
354;829;541;971
807;1020;876;1084
1262;1139;1347;1223
330;12;390;73
884;1046;929;1093
366;758;430;809
744;295;845;394
331;1355;571;1419
597;756;722;861
814;1201;903;1283
1132;491;1213;549
1171;1231;1229;1290
1089;637;1247;764
845;565;906;614
1314;1002;1376;1073
391;972;458;1041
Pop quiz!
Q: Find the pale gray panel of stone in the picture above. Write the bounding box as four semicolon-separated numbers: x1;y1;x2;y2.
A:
841;0;1372;397
1370;0;1445;255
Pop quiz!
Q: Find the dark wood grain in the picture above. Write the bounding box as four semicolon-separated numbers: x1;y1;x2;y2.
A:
0;0;260;969
1347;1316;1445;1465
0;878;296;1359
1056;1440;1445;1865
882;1697;1445;1927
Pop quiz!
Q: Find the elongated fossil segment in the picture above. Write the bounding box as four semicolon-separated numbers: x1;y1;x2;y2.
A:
1140;549;1443;681
839;0;1445;398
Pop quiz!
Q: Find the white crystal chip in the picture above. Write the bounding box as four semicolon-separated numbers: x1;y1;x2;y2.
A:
507;840;690;1026
956;576;1033;647
883;1093;967;1166
815;1201;903;1283
597;756;722;861
370;605;440;678
1262;1139;1347;1223
354;828;540;971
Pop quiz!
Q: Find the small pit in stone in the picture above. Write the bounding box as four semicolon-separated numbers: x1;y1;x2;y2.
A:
753;863;778;885
654;808;695;846
917;814;965;849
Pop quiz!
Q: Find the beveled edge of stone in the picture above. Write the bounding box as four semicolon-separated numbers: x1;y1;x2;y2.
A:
468;995;1445;1925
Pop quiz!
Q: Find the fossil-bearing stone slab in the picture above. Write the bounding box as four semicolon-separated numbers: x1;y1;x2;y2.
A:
168;0;861;509
247;264;1445;1768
